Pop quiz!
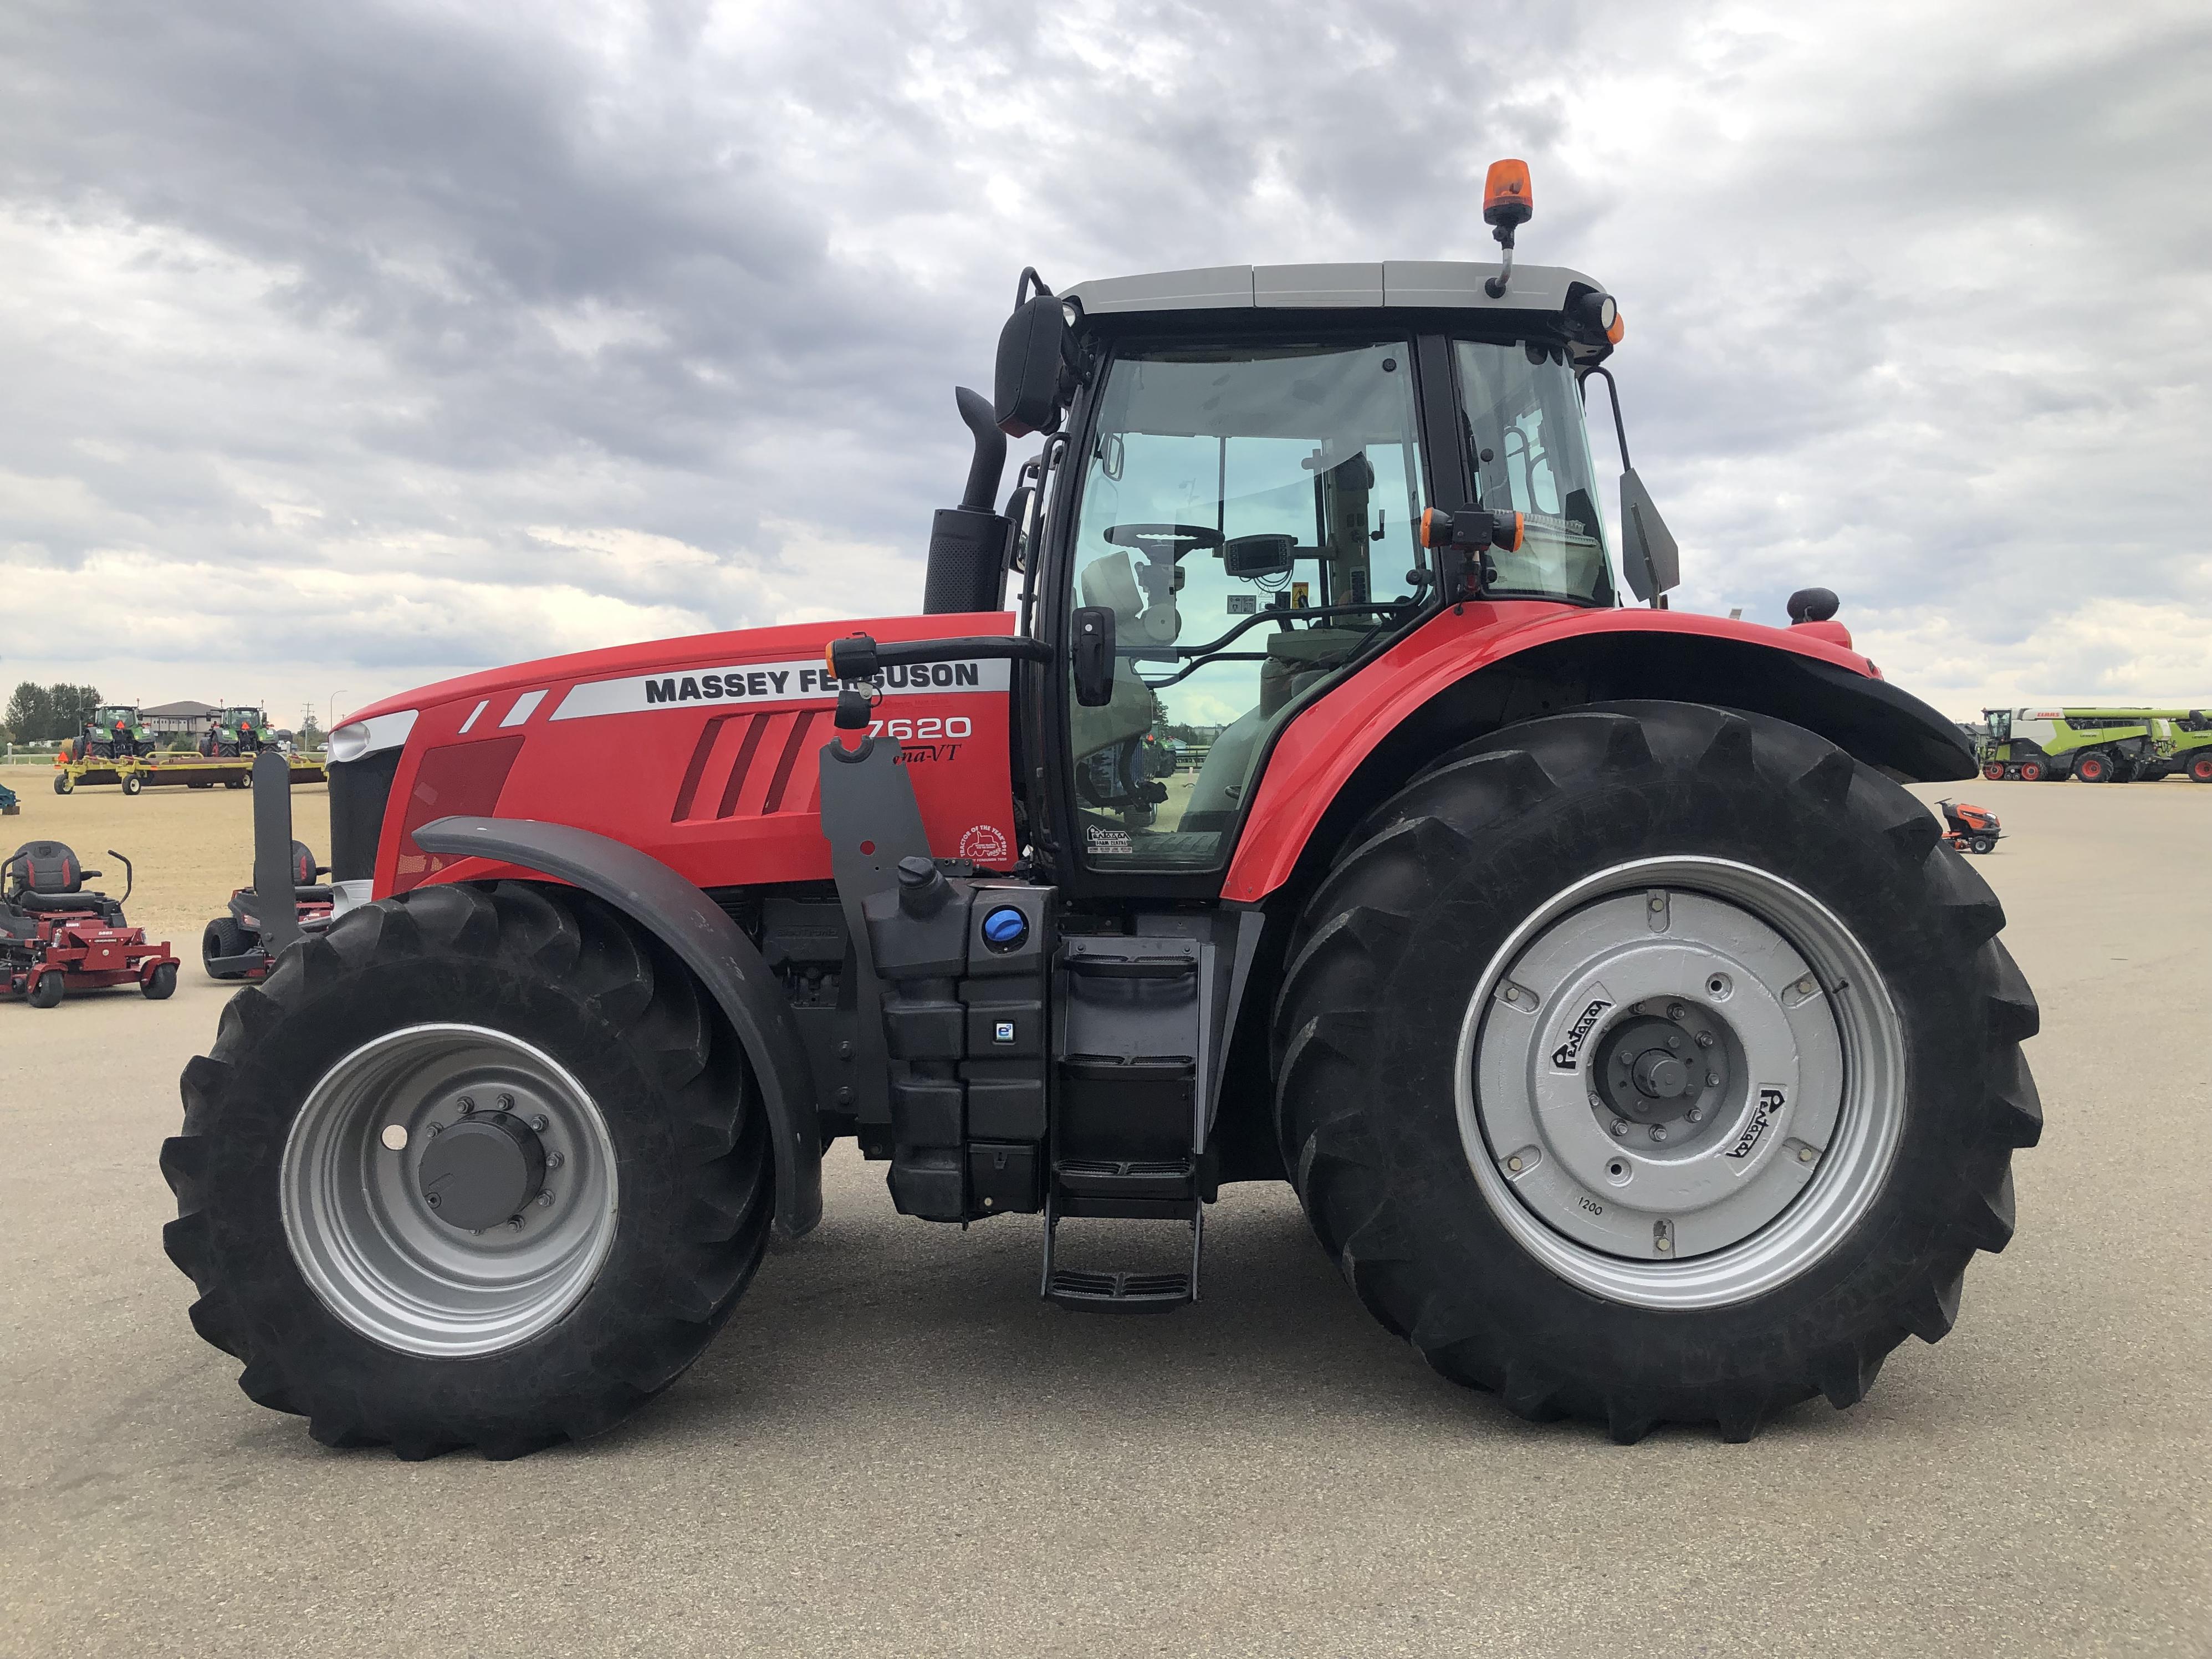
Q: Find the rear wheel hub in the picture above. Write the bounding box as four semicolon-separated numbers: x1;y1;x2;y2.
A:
417;1110;546;1231
1460;857;1904;1309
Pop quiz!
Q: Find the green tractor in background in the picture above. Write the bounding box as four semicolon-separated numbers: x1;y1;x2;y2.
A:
78;705;152;762
1979;707;2212;783
199;707;274;759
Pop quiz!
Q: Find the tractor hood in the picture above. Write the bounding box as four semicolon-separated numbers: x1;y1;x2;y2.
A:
336;611;1022;900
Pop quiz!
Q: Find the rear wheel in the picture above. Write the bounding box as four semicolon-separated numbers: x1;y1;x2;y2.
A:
1969;834;1996;855
202;917;255;979
52;773;70;795
161;882;773;1458
122;773;144;796
1274;702;2040;1442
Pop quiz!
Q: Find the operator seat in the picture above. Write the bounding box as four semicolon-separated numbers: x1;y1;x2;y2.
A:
4;840;125;923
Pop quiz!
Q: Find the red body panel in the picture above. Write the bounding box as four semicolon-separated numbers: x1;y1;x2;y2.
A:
1220;601;1878;903
359;612;1021;898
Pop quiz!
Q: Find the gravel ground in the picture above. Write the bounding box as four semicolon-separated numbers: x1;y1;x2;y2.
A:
2;775;2206;1657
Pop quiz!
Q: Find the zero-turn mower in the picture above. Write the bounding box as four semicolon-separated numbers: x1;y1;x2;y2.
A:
3;841;178;1008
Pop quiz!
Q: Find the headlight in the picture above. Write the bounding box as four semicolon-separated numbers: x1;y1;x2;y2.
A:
327;709;418;764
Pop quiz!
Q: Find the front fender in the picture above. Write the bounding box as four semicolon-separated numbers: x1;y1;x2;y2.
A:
1224;603;1974;905
412;815;823;1238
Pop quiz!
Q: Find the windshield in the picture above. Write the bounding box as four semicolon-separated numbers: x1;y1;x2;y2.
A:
1984;709;2012;742
1065;339;1428;870
1455;340;1613;605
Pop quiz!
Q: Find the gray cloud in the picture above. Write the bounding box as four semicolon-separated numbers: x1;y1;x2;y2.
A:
1;0;2206;724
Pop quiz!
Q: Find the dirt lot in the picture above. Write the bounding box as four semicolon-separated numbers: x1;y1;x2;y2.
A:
2;773;2208;1657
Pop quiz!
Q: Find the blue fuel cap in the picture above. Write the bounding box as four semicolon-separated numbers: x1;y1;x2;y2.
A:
981;906;1029;950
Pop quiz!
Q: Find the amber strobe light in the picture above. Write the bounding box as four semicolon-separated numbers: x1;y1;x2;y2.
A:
1482;159;1534;298
1483;159;1532;229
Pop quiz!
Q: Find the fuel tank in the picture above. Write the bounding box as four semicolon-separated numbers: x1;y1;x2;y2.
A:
343;612;1021;897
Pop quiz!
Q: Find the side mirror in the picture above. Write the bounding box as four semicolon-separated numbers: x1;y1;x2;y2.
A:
994;293;1069;438
1072;606;1116;706
1222;533;1297;579
1618;468;1679;604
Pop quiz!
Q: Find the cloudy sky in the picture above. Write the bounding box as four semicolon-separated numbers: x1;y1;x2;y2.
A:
3;0;2207;728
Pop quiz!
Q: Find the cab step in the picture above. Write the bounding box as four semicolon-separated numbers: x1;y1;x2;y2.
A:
1040;1202;1202;1314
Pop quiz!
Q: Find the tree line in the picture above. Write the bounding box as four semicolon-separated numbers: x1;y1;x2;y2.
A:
4;682;105;743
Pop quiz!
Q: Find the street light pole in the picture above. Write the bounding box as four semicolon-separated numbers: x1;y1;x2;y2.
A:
326;690;350;733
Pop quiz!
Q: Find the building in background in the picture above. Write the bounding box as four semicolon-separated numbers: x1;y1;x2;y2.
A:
141;700;219;737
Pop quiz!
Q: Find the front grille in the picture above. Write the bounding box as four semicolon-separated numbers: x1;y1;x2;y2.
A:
327;749;401;884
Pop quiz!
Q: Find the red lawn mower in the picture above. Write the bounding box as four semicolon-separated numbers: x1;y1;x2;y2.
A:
2;840;178;1008
203;840;335;981
1937;799;2003;855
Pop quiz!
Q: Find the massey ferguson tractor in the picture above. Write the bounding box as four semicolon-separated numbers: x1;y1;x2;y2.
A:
162;162;2040;1458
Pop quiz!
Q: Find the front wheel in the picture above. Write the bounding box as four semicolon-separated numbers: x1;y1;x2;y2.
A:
1982;763;2005;781
161;882;774;1458
122;773;144;796
53;773;71;795
29;973;64;1009
2075;752;2109;783
2190;756;2212;784
144;961;179;999
1275;702;2040;1442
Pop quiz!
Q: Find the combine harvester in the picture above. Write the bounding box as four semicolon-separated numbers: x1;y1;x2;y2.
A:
164;160;2040;1458
1979;706;2212;783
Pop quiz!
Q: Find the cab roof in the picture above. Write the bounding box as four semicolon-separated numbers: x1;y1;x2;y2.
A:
1064;260;1602;321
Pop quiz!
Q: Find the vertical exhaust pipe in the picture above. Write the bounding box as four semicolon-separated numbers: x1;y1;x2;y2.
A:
923;387;1016;615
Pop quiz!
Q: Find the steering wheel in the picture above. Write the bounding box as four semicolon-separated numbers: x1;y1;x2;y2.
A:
1103;523;1225;558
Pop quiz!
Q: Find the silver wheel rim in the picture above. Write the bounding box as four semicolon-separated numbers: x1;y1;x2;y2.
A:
281;1023;620;1357
1455;857;1904;1310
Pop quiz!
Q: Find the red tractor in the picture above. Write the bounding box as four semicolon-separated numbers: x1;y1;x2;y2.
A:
163;162;2040;1459
3;841;178;1007
1937;800;2003;856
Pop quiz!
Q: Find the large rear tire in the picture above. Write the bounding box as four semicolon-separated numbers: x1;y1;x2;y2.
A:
1274;702;2040;1442
161;881;773;1458
2075;751;2109;783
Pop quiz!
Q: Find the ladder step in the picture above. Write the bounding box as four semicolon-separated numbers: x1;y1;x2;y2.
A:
1054;1157;1194;1201
1045;1267;1192;1313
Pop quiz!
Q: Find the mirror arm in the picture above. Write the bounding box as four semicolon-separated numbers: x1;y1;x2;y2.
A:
1577;366;1633;472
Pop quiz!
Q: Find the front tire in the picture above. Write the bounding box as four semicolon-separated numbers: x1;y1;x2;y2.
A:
161;882;773;1458
1274;702;2040;1442
2075;751;2109;783
122;773;144;796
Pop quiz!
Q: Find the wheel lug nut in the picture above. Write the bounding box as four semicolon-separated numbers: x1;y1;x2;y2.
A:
1696;1031;1714;1048
1667;1035;1682;1050
1707;1071;1721;1086
1649;1125;1667;1142
537;1191;555;1207
1685;1106;1703;1122
546;1151;564;1170
458;1096;477;1115
531;1115;549;1132
498;1094;515;1111
1667;1003;1687;1022
509;1215;525;1230
1611;1119;1629;1137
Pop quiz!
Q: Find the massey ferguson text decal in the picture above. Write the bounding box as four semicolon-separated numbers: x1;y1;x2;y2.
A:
1726;1086;1787;1158
1550;997;1613;1070
550;655;1011;722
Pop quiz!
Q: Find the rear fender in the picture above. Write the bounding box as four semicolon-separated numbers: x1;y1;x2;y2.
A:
411;815;823;1238
1224;604;1975;906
